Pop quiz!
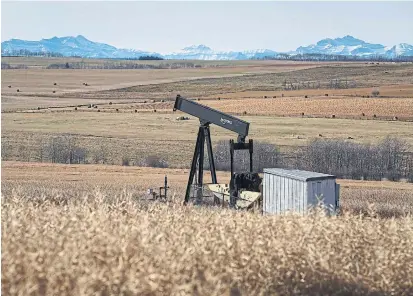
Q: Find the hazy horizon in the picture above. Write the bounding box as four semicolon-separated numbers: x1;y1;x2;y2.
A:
2;1;413;53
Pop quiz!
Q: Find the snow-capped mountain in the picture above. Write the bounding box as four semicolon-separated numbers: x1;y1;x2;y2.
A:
1;35;412;59
295;35;388;56
1;35;161;59
163;45;277;60
385;43;413;58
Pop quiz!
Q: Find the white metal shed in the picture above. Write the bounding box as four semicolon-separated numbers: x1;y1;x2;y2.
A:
263;168;339;215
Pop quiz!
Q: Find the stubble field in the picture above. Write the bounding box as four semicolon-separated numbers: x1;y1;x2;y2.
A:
2;58;413;295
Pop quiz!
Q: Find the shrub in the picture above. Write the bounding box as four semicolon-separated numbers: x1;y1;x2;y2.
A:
122;156;130;166
371;89;380;97
140;155;169;168
44;135;88;164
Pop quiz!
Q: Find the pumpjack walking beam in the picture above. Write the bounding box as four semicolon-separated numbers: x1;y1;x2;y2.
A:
173;95;251;204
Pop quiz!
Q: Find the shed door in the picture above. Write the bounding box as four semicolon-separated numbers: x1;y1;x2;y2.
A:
311;181;322;204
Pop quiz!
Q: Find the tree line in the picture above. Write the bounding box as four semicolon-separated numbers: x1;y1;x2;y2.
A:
46;61;204;70
254;53;413;62
1;62;28;69
212;137;413;182
2;135;412;182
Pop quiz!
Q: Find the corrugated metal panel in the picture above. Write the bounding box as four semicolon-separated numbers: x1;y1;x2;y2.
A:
264;168;335;181
264;172;309;214
264;169;338;215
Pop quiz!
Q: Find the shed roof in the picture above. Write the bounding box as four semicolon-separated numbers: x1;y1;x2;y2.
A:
263;168;336;181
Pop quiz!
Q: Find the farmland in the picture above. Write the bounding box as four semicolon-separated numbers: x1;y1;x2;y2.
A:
2;57;413;295
2;162;413;295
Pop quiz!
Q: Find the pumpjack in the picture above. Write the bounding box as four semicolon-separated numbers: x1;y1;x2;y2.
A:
173;94;262;210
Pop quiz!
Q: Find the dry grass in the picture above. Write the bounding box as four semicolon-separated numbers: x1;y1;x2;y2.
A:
2;161;413;217
3;112;413;167
1;60;321;96
200;97;413;119
2;162;412;294
201;84;413;99
2;188;413;296
84;63;413;100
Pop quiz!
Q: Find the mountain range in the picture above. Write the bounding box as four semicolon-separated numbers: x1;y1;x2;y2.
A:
2;35;413;60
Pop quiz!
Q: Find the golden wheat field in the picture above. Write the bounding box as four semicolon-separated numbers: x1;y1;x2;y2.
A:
2;191;413;296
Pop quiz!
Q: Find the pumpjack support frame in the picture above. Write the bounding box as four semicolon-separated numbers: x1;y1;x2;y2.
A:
184;122;217;204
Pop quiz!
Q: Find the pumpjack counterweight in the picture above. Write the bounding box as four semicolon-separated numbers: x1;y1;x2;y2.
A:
173;95;257;206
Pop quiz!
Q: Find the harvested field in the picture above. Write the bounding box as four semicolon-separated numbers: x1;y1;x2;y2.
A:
200;97;413;119
201;84;413;99
86;63;413;100
2;161;412;218
1;61;322;96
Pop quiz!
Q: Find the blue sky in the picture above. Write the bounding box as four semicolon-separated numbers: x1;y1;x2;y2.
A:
1;1;412;53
